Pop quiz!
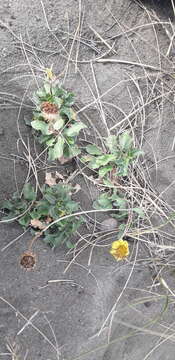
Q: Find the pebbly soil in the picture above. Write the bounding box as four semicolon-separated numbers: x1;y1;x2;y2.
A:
1;0;175;359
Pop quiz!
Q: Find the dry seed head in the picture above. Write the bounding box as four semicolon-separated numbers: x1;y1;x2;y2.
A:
41;101;59;122
20;251;36;270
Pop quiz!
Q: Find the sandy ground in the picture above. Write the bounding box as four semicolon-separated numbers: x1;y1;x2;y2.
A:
1;0;175;359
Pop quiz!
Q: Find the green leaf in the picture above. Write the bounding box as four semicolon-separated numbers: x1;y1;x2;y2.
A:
65;122;87;137
90;154;116;169
48;136;65;161
85;144;102;155
64;92;75;106
44;194;56;204
60;107;73;121
133;207;145;218
68;145;81;157
36;88;46;98
113;223;126;238
103;178;114;187
66;240;75;249
99;165;113;177
66;136;75;145
54;97;63;107
32;93;40;105
18;214;31;227
46;138;56;147
106;135;117;152
53;118;65;130
38;134;52;144
0;200;14;210
53;87;66;97
93;193;112;209
81;155;94;163
24;116;32;126
111;192;127;208
112;212;128;220
132;149;144;158
43;233;65;248
117;157;130;177
44;82;51;94
119;131;133;151
23;184;36;201
31;120;50;135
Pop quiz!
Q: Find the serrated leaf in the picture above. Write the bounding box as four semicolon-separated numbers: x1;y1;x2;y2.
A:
48;137;65;161
31;120;50;135
86;144;102;155
23;184;36;201
65;122;87;137
99;165;113;177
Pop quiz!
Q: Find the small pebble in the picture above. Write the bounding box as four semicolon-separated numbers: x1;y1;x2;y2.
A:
100;218;118;231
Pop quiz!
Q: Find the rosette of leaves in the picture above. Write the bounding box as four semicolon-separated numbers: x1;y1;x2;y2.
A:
1;183;84;249
31;81;86;161
82;131;143;182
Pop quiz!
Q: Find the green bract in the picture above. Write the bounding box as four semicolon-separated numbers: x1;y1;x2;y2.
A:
30;79;86;161
1;183;84;249
82;132;143;179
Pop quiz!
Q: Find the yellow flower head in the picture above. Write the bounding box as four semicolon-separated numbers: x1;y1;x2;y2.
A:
45;67;54;80
109;239;129;261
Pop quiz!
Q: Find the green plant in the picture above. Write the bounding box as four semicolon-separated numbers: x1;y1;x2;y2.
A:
93;188;144;241
30;76;86;162
1;183;84;249
82;131;143;182
93;189;144;219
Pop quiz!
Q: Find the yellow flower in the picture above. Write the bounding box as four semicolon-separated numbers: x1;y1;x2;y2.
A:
45;67;54;80
109;239;129;261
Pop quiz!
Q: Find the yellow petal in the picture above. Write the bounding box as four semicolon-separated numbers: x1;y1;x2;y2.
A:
110;239;129;260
